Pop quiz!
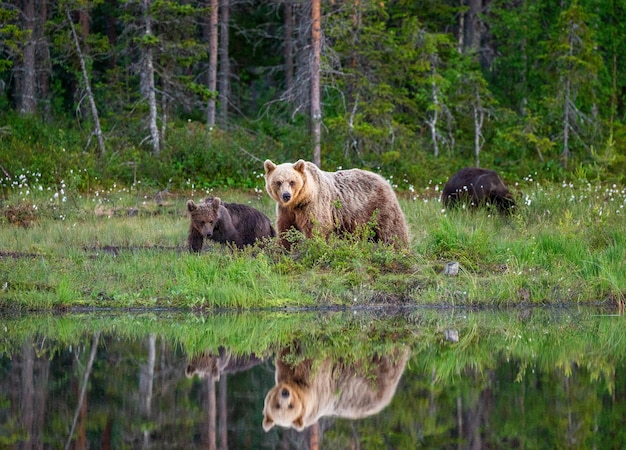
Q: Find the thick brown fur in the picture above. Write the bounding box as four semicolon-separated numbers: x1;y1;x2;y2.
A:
441;167;516;214
187;197;276;252
263;159;409;250
262;346;410;432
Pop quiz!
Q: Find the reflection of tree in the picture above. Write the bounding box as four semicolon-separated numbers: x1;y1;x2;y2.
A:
139;333;156;448
14;337;49;450
186;347;264;449
65;332;100;450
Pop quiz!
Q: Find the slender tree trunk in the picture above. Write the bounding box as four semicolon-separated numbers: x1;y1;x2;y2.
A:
561;37;574;169
428;61;440;157
18;0;37;114
473;101;483;167
218;376;228;450
207;0;219;127
140;334;156;448
66;9;106;155
457;0;464;53
38;0;51;116
141;0;160;154
311;0;321;167
201;378;217;450
218;0;229;125
562;76;571;169
284;1;294;96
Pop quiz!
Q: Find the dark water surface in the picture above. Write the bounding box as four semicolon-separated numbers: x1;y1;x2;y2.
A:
1;307;625;449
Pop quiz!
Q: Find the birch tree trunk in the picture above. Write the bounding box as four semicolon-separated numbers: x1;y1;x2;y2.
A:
141;0;160;154
311;0;321;167
428;75;440;157
66;9;106;156
206;0;219;128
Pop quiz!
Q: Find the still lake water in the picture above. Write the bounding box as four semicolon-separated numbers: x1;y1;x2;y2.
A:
1;306;625;449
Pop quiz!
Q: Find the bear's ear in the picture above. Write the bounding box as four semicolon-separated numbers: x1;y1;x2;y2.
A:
211;197;221;209
293;414;305;431
262;413;275;432
264;159;276;175
293;160;306;173
184;364;196;378
187;200;197;212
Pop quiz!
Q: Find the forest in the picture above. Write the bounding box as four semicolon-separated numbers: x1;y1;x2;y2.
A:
1;0;626;190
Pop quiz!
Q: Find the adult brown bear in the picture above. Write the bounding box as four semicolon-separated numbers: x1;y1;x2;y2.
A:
263;159;409;250
441;167;516;214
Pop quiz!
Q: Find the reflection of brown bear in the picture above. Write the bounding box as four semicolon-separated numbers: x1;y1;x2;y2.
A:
185;347;263;381
262;346;410;432
187;197;276;252
263;159;409;250
441;167;516;214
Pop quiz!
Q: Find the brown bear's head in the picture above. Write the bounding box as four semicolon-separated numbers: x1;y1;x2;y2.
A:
187;197;222;238
263;159;307;207
262;382;306;432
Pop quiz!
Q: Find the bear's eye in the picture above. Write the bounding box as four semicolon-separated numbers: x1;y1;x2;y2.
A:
288;404;294;410
289;181;295;187
275;403;281;409
200;221;205;226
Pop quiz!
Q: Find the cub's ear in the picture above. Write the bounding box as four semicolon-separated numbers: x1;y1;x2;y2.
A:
187;200;197;212
293;160;306;173
211;197;221;209
185;364;196;378
264;159;276;175
262;413;275;432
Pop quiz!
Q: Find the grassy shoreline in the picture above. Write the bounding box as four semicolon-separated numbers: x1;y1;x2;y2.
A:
1;179;626;311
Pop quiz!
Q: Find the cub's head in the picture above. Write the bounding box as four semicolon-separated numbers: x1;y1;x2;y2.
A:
262;382;306;432
187;197;222;238
185;354;221;381
263;159;307;206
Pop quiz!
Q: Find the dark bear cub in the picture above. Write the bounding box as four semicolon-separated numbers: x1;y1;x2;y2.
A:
441;167;516;214
187;197;276;252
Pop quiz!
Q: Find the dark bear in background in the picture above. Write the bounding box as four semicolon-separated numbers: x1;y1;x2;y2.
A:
441;167;516;214
187;197;276;252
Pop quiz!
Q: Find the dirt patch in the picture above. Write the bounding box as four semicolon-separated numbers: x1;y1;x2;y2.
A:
0;251;40;259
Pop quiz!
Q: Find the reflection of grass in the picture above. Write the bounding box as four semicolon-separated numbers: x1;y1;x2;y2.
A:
1;179;626;309
1;307;624;388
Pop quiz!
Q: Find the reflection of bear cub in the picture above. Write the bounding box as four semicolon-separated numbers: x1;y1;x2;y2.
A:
441;167;516;214
187;197;276;252
264;159;409;250
262;346;409;432
185;347;263;381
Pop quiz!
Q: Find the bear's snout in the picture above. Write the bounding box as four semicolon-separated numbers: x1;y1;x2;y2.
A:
281;388;290;398
281;192;291;202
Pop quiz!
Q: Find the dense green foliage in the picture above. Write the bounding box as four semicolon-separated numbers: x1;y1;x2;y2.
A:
1;0;626;189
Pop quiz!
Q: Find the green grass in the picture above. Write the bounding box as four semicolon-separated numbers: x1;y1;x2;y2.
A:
1;179;626;310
